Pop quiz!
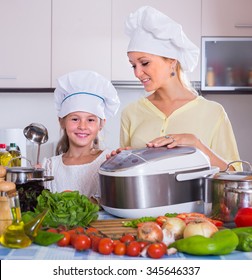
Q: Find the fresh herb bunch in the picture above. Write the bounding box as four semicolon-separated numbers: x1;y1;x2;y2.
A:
22;190;99;227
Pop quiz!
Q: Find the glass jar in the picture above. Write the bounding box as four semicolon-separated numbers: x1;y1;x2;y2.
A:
206;67;215;86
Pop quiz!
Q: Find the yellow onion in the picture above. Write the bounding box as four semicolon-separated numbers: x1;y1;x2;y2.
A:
137;222;163;242
183;219;218;238
162;217;186;240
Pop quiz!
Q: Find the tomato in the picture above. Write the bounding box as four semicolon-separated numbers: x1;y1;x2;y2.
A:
86;227;99;235
73;227;85;234
46;228;58;234
120;234;135;243
98;238;114;255
57;231;71;247
126;241;141;257
147;243;166;259
206;218;224;227
90;235;102;252
73;234;91;251
234;207;252;227
156;216;168;227
138;241;150;251
113;242;126;255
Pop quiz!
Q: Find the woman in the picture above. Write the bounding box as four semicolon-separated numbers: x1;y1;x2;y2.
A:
42;70;120;202
120;6;240;171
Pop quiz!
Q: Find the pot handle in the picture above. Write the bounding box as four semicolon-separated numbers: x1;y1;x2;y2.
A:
7;156;32;167
176;167;219;182
224;160;252;172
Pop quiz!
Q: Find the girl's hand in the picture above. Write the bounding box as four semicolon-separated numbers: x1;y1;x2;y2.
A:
106;146;132;159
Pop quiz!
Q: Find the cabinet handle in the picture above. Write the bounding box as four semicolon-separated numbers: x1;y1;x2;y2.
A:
112;80;143;88
235;24;252;28
0;75;16;80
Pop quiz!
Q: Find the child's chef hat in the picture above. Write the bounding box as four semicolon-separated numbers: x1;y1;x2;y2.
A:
125;6;199;72
54;70;120;119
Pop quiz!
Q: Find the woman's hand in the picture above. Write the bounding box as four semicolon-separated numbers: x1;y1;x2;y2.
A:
146;133;200;148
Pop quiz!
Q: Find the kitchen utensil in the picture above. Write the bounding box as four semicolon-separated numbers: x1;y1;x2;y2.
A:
207;160;252;222
99;146;219;218
6;166;53;185
23;123;48;164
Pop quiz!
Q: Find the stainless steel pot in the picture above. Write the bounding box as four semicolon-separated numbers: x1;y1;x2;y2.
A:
6;167;53;185
207;161;252;222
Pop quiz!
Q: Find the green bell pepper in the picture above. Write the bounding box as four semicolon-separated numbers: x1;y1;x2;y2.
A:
168;229;239;256
231;227;252;252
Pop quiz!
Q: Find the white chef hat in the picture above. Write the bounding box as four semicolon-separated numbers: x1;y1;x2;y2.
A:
125;6;199;72
54;70;120;119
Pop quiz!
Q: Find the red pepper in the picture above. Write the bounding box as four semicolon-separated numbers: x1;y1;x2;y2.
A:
234;207;252;227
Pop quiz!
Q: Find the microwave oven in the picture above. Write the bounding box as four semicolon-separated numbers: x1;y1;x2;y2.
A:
201;37;252;91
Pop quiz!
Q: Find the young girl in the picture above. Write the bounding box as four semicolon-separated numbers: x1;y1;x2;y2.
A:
42;70;120;203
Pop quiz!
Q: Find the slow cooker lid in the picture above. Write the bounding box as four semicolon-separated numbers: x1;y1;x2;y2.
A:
100;146;196;172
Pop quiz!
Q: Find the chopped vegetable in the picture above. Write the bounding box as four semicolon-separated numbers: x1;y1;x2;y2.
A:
123;217;156;228
22;190;99;227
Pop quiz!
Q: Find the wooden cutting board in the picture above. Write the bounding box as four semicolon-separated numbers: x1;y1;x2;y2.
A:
90;219;137;239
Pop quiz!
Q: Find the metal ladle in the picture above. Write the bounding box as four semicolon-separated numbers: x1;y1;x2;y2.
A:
23;123;48;164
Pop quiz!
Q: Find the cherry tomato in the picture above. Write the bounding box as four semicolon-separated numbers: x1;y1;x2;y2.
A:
73;234;91;251
147;243;166;259
113;242;126;255
73;226;85;234
138;241;150;251
126;241;141;257
120;234;135;243
235;207;252;227
90;235;102;252
86;227;99;235
57;231;71;247
46;228;58;233
98;238;114;255
156;216;169;227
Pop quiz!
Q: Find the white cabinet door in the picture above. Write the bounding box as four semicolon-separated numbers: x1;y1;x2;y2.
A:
52;0;112;86
202;0;252;36
111;0;201;82
0;0;51;88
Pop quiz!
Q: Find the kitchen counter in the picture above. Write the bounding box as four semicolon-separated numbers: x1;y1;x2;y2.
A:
1;211;252;260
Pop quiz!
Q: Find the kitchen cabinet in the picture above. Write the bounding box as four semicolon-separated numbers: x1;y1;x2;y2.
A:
0;0;51;88
202;0;252;36
51;0;112;86
111;0;201;82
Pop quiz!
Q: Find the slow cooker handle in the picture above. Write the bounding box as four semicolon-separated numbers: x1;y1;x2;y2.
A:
176;167;219;181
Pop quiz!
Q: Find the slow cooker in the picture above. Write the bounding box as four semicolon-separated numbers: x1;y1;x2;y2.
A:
99;146;219;218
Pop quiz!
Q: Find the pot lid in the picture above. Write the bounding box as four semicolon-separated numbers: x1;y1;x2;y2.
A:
6;167;35;173
212;171;252;182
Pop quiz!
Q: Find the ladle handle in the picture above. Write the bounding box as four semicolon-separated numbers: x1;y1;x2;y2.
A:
36;144;41;165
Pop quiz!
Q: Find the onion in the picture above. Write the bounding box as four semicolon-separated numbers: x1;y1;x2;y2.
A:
162;217;186;240
137;222;163;242
183;219;218;238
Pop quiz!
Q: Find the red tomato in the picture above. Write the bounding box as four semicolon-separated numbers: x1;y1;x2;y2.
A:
156;216;169;227
98;238;114;255
73;227;85;234
57;231;71;247
126;241;141;257
234;207;252;227
113;242;126;255
86;227;99;235
138;241;150;251
120;234;135;243
90;235;102;252
46;228;58;233
73;234;91;251
147;243;166;259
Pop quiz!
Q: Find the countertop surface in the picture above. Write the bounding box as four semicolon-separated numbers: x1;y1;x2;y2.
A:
1;211;252;260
